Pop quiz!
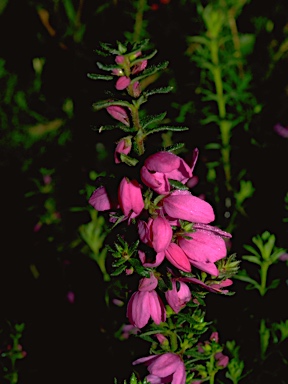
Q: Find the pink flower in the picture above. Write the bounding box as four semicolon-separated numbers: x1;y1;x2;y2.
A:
140;150;197;195
132;353;186;384
164;243;191;272
165;279;191;313
127;274;166;328
131;60;148;74
215;352;229;368
163;190;215;223
114;136;132;163
138;216;173;252
178;229;228;276
115;55;125;64
138;250;165;268
106;105;130;126
88;186;113;211
118;177;144;219
116;76;131;90
273;123;288;138
132;81;141;97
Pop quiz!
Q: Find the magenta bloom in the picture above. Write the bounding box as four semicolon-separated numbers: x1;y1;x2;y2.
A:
132;352;186;384
138;216;173;252
164;243;191;272
215;352;229;368
163;190;215;223
118;177;144;219
140;150;197;195
178;229;228;276
114;136;132;163
131;60;148;74
106;105;130;126
165;280;191;313
127;274;166;328
138;250;165;268
115;55;125;64
116;76;131;90
88;186;113;211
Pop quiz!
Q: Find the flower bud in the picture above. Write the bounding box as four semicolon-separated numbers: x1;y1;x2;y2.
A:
106;105;130;126
118;177;144;219
114;136;132;163
116;76;131;90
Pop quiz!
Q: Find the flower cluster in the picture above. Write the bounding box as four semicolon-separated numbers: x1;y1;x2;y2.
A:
88;40;236;384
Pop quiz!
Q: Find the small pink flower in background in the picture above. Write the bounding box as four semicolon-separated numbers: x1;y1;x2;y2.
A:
178;229;228;276
112;298;125;307
43;174;52;185
163;190;215;223
165;279;191;313
33;221;43;232
88;185;113;211
127;274;166;328
116;76;131;90
279;252;288;261
273;123;288;138
164;243;191;272
138;216;173;252
106;105;130;126
215;352;229;368
66;291;75;304
121;324;140;339
210;332;219;343
118;177;144;219
114;136;132;163
155;333;169;345
132;352;186;384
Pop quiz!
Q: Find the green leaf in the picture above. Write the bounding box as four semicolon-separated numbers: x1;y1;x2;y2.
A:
96;62;119;71
242;255;261;265
145;86;173;97
87;73;114;81
141;112;167;129
111;265;127;276
133;61;169;82
119;153;139;166
168;179;189;190
146;125;189;135
92;99;131;111
165;143;185;152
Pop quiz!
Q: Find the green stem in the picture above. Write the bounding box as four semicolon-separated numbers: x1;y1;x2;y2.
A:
259;261;269;296
133;0;147;43
210;39;232;190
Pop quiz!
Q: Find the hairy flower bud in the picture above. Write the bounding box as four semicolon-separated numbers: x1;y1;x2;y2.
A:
114;136;132;163
106;105;130;126
116;76;131;90
118;177;144;219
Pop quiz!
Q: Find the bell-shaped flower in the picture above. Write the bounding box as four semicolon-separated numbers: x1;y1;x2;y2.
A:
131;60;148;74
163;190;215;223
127;274;166;329
118;177;144;219
164;243;191;272
88;186;113;211
138;250;165;268
178;229;228;276
114;136;132;163
140;150;197;195
165;279;191;313
138;216;172;252
106;105;130;126
132;352;186;384
116;76;131;90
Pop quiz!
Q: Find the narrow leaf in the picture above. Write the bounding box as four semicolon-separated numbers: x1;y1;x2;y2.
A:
87;73;113;81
